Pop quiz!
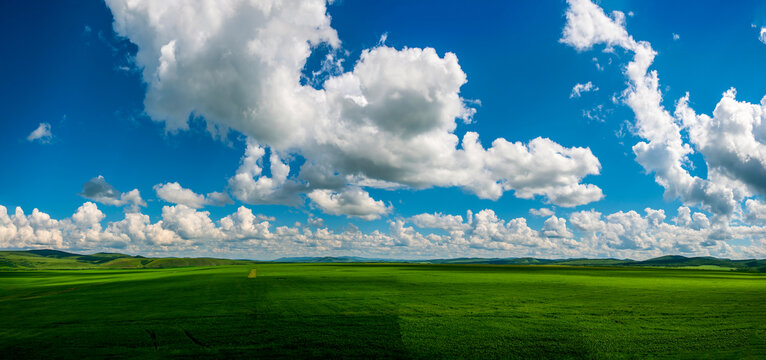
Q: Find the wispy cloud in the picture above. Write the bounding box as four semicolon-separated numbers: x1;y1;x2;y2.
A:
26;123;52;143
570;81;598;98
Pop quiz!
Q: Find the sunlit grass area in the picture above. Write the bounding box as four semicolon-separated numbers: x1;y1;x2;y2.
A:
1;264;765;358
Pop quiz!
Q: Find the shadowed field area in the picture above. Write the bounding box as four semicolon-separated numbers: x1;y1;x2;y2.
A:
1;264;765;358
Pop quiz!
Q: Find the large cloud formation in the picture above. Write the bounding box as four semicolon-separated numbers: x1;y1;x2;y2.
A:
105;0;604;213
562;0;766;218
2;202;765;259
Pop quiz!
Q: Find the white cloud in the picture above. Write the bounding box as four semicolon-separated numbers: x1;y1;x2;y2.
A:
219;206;273;241
676;90;766;200
71;202;105;228
3;202;766;259
207;192;233;206
592;57;603;71
672;33;680;41
529;208;555;217
571;207;731;257
582;104;610;123
457;134;603;206
79;176;146;211
308;187;390;220
465;209;558;251
104;212;183;249
541;216;574;238
673;206;692;227
64;202;114;249
759;27;766;45
570;81;598;98
27;123;52;143
106;0;604;208
228;138;306;206
561;0;766;217
569;210;605;233
154;182;232;208
410;212;470;232
745;199;766;223
0;206;63;249
155;183;206;208
378;32;388;46
307;215;325;228
119;190;146;212
561;0;631;52
160;205;222;241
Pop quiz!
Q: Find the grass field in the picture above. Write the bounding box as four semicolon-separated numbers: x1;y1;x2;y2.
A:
1;264;765;359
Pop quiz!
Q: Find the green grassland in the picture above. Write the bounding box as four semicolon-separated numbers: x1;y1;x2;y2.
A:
0;250;252;270
1;261;765;359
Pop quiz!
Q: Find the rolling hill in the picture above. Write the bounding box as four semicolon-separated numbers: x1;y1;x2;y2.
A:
0;250;254;270
275;254;766;271
2;249;765;271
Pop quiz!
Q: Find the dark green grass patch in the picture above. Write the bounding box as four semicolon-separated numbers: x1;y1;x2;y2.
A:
0;264;764;358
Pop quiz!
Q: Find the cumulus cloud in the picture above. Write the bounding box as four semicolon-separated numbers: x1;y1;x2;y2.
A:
307;215;325;228
561;0;766;217
106;0;604;209
458;209;559;251
27;123;52;143
64;202;116;249
570;81;598;98
569;207;731;257
104;212;183;249
79;176;146;211
529;208;555;217
456;134;603;205
541;216;574;238
71;202;105;228
569;210;605;233
2;202;766;259
760;27;766;45
410;212;470;232
745;199;766;223
154;182;232;208
228;138;305;206
308;187;390;220
675;90;766;200
160;205;222;241
561;0;631;51
0;206;63;249
219;206;273;241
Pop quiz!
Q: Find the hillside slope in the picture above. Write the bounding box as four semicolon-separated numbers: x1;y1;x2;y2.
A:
0;250;253;270
2;250;765;271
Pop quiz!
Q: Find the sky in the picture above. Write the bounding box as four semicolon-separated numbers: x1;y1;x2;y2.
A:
2;0;766;260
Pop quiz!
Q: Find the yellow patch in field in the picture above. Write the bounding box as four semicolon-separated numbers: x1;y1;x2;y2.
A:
248;269;257;278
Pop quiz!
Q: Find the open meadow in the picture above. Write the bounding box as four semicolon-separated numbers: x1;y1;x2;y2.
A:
1;263;765;358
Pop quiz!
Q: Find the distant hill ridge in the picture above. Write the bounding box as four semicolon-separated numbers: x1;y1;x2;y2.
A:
1;249;765;271
0;250;253;270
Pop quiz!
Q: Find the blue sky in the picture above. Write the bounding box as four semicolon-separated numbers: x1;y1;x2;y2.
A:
2;0;766;259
